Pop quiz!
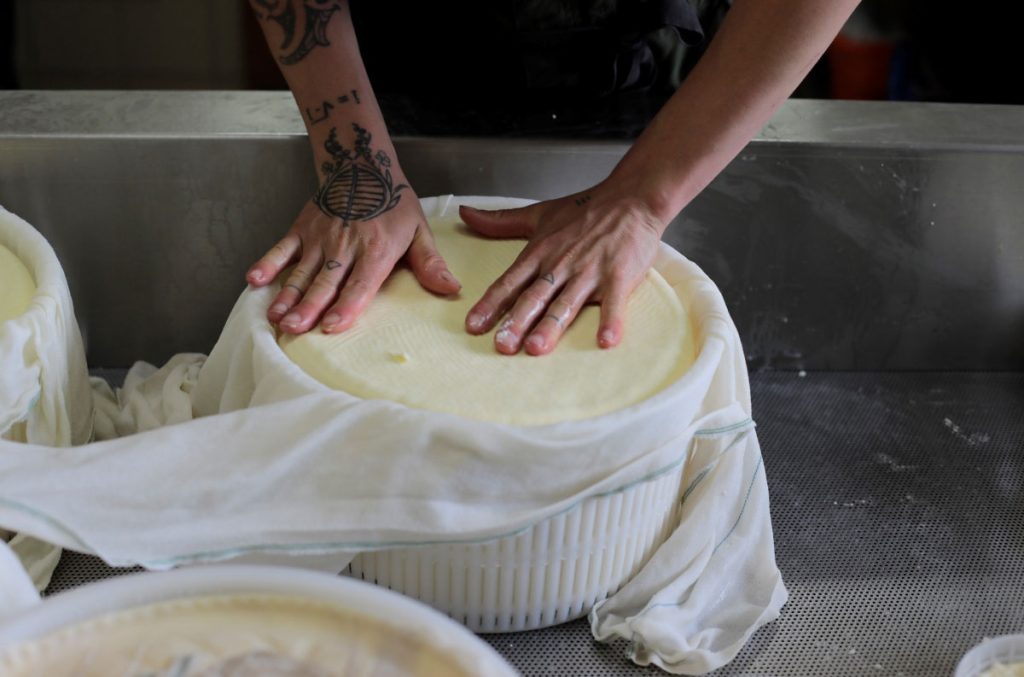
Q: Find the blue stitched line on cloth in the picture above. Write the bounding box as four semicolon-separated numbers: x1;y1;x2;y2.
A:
621;455;764;626
693;417;754;437
712;456;762;555
679;468;710;505
678;429;752;506
2;418;756;569
0;496;91;551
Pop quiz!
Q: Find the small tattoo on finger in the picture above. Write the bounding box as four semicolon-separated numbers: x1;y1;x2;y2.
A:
325;260;342;270
541;273;556;285
545;313;564;327
285;283;304;293
574;194;592;207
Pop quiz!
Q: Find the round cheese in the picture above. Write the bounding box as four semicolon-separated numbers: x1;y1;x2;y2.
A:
0;243;34;324
0;594;477;677
279;209;696;426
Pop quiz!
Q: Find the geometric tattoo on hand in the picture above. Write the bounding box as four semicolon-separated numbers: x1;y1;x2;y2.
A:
252;0;343;66
314;124;407;222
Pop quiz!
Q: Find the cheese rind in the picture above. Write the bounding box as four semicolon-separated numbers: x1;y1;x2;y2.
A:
279;212;696;425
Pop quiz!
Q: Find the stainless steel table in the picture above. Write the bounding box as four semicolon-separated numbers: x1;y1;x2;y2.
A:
50;371;1024;676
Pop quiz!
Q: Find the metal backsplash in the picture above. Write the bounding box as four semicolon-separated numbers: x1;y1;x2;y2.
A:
1;91;1022;370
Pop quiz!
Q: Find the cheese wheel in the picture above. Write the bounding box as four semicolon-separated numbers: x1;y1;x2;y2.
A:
0;243;34;324
279;209;696;426
0;594;475;677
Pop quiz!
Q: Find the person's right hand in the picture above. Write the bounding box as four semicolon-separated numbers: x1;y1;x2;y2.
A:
245;190;461;334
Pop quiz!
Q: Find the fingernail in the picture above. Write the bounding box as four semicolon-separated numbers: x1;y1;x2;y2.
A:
281;312;300;328
467;312;485;330
526;334;545;352
270;303;288;317
321;313;340;329
441;271;462;290
495;328;514;346
249;270;264;283
599;329;616;346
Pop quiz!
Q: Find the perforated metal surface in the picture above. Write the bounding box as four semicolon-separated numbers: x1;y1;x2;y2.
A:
45;372;1024;676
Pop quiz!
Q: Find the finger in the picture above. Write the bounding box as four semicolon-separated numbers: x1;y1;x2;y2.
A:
597;275;632;349
465;258;538;335
492;273;562;355
278;255;350;334
459;204;536;239
524;275;597;356
319;246;396;333
406;223;461;295
247;232;301;286
268;254;321;323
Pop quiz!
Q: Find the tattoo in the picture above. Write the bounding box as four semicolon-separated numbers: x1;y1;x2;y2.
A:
574;194;592;207
325;259;342;270
545;313;564;327
284;283;304;293
304;89;361;125
251;0;274;15
254;1;343;66
541;273;556;285
314;124;407;221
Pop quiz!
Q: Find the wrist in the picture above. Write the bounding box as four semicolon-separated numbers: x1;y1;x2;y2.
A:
601;166;683;230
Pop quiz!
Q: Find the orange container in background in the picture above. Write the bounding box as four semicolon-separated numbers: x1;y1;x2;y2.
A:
827;32;896;100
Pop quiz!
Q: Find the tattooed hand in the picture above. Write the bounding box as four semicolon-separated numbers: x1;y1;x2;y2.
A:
460;185;665;356
246;125;460;334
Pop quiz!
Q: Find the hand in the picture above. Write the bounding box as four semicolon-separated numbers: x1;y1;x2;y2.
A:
246;191;461;334
460;187;665;356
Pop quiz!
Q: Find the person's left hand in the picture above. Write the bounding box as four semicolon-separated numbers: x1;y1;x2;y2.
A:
460;185;666;356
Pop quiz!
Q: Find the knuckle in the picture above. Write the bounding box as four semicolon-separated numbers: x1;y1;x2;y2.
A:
362;235;388;256
419;252;446;270
606;268;630;286
523;286;549;304
492;276;518;295
551;298;574;314
278;284;301;299
308;278;336;296
346;278;373;295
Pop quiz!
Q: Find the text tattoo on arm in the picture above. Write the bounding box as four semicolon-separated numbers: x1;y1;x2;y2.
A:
314;124;407;223
305;89;361;125
251;0;343;65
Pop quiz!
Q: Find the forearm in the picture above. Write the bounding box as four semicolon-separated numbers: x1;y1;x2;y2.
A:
248;1;396;175
610;0;860;227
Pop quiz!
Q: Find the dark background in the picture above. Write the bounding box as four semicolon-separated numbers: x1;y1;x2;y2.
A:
0;0;1020;138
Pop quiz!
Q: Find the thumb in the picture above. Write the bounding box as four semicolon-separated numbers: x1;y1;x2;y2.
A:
406;224;462;295
459;204;536;239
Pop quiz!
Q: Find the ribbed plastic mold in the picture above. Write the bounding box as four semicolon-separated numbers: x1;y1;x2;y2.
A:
347;464;685;632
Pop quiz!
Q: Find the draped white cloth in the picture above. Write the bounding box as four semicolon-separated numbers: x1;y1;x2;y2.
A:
0;206;92;592
0;197;786;674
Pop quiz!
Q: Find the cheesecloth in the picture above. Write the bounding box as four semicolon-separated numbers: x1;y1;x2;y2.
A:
0;196;786;674
0;206;93;592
